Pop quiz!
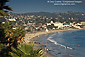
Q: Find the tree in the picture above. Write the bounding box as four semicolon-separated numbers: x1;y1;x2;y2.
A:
0;0;13;16
10;43;42;57
0;22;26;57
0;1;43;57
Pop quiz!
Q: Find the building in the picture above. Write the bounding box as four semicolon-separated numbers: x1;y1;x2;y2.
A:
8;18;16;21
81;22;85;25
0;17;6;23
54;22;64;29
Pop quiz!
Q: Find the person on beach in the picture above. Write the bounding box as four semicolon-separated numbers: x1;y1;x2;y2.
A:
65;46;67;51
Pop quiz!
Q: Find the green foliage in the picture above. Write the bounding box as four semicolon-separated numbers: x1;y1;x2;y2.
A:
14;26;26;38
0;10;7;16
18;43;34;57
0;1;43;57
0;22;26;57
10;43;42;57
0;44;5;51
0;22;26;46
0;0;13;16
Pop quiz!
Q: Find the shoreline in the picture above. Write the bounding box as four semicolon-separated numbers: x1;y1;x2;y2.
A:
24;29;84;43
23;28;85;57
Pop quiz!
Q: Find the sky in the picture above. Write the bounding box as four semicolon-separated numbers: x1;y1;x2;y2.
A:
7;0;85;13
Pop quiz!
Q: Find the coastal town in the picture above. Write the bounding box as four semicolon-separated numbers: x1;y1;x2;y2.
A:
0;12;85;33
0;0;85;57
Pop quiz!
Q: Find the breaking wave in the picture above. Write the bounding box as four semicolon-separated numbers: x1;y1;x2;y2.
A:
47;38;73;50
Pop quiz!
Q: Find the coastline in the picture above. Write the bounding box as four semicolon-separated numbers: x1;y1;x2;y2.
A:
23;28;84;57
24;29;84;43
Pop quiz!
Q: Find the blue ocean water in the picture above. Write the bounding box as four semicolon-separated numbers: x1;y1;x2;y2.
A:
39;30;85;57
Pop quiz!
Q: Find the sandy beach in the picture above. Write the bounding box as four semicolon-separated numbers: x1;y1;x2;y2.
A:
24;29;83;43
23;29;84;57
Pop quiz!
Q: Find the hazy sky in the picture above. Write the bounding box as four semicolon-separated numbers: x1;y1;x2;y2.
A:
7;0;85;13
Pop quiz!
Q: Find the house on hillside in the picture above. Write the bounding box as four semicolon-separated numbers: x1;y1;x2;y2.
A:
46;21;64;29
81;22;85;25
0;17;6;24
63;23;71;27
53;22;64;29
8;18;16;21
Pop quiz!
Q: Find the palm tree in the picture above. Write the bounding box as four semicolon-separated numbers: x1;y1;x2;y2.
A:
10;43;42;57
0;1;44;57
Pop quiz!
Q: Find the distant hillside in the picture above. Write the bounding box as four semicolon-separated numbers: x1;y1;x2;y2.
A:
10;11;85;20
21;12;57;17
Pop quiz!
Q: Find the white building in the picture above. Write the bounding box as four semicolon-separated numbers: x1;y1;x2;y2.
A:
53;22;64;29
8;19;16;21
47;23;51;26
76;23;82;26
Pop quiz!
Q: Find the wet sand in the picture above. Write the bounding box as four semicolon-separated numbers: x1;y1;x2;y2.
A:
31;37;57;57
31;34;75;57
23;29;84;57
24;29;82;44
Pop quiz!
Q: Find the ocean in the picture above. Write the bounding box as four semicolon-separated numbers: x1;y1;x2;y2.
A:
38;30;85;57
